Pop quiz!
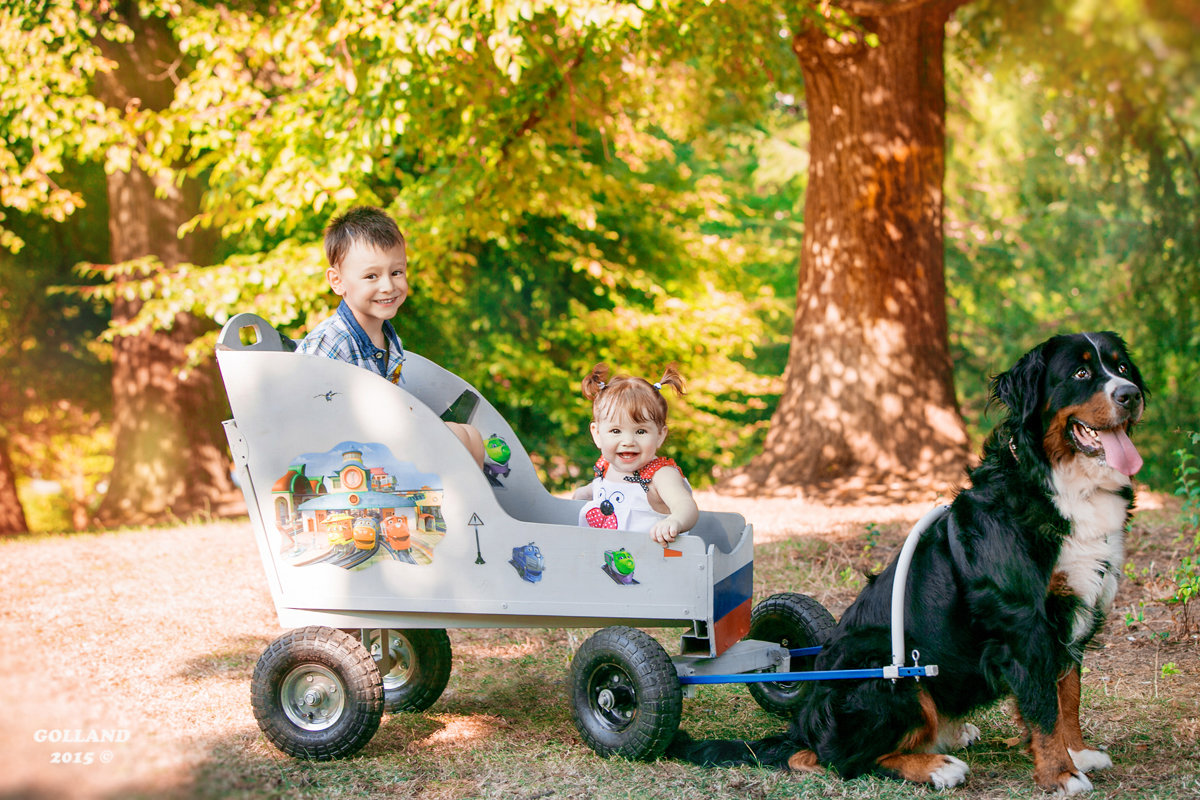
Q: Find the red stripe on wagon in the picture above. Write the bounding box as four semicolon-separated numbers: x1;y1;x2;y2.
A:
713;597;752;656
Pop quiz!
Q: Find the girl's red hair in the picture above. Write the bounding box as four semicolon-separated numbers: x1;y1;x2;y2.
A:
581;363;685;427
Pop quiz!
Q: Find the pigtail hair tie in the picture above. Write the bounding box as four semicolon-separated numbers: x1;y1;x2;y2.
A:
653;382;662;391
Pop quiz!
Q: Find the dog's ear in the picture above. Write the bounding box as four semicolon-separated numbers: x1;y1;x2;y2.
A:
990;344;1046;424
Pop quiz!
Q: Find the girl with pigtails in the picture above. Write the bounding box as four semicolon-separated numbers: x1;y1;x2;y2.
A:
572;363;699;544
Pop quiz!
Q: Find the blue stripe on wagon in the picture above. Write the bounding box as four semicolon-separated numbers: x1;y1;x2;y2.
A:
713;562;753;621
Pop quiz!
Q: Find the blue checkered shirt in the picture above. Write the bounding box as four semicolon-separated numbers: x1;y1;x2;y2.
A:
299;301;405;384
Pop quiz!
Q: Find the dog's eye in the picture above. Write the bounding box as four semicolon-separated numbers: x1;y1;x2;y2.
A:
1117;363;1129;375
1073;367;1091;380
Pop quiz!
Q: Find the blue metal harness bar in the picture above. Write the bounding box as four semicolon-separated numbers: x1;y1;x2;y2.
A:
676;646;939;685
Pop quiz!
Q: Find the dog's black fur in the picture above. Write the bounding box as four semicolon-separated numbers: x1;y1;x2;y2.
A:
669;332;1146;794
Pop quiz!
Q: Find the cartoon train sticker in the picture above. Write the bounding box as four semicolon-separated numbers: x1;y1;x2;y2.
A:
509;542;545;583
602;548;638;585
482;433;512;486
271;441;446;570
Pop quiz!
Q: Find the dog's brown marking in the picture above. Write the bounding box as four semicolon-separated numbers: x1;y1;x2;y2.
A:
1048;570;1073;597
1029;720;1082;791
876;753;959;784
786;749;824;772
1044;407;1079;466
871;691;960;784
1012;689;1087;791
1076;393;1124;429
1010;702;1032;746
1043;392;1124;466
1057;666;1086;753
895;689;940;752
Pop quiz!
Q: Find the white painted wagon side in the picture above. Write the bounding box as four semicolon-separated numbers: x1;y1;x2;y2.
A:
217;313;754;658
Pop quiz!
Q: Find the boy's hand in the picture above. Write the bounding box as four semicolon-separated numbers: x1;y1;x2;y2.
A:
650;517;682;544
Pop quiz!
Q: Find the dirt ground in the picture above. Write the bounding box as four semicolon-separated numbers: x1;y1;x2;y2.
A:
0;489;1197;799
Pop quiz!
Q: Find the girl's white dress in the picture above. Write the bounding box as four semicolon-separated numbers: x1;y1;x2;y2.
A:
578;456;688;532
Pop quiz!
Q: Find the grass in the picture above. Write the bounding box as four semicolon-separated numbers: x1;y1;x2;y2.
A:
1;494;1197;800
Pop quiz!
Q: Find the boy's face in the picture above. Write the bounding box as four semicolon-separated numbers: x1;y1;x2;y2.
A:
327;240;408;331
590;412;667;476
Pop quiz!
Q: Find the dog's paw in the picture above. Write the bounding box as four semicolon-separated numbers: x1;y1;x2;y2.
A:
930;755;970;790
954;722;981;750
935;720;981;752
1057;770;1094;796
1069;748;1112;773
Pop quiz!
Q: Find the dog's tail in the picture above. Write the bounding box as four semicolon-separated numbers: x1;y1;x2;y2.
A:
665;730;802;770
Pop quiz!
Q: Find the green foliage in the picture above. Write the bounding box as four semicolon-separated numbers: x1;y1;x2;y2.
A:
1124;602;1144;629
1175;434;1200;544
1170;556;1199;604
0;0;809;495
3;0;1199;508
862;522;880;555
1147;440;1200;635
946;0;1200;489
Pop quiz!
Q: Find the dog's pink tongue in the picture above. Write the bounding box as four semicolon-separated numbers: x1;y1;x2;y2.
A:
1097;428;1143;476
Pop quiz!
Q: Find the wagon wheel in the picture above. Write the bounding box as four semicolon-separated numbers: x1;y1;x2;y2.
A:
251;626;383;760
746;593;837;717
355;629;452;713
570;626;682;760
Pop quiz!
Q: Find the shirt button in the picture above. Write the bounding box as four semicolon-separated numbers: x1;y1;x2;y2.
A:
374;352;382;359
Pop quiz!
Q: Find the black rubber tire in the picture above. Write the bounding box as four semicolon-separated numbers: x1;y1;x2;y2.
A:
354;629;452;713
569;626;683;760
746;592;837;717
251;626;383;760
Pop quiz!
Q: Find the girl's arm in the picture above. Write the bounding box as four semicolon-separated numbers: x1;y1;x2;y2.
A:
572;484;594;501
649;468;699;544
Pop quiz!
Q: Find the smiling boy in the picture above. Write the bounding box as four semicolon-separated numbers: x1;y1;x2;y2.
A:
300;206;485;466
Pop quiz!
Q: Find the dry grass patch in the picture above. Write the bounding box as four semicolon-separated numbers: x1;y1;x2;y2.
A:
1;491;1196;800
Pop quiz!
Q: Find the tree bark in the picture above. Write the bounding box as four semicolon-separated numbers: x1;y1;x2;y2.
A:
0;432;29;534
91;3;236;527
732;0;970;497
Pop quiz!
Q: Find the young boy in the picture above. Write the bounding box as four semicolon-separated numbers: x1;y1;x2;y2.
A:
300;206;486;467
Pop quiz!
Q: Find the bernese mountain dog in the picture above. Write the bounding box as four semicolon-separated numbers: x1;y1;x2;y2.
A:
668;332;1146;794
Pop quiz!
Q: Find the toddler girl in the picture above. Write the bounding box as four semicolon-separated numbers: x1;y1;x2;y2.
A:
574;363;699;544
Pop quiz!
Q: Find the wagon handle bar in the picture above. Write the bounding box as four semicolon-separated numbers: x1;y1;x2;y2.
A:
891;504;951;668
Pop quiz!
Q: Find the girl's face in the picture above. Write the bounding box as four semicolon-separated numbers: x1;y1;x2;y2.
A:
590;412;667;475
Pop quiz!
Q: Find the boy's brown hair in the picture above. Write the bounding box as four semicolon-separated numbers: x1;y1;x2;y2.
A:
324;206;406;269
582;363;686;428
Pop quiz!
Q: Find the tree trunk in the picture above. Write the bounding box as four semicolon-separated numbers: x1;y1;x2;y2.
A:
733;0;970;497
0;433;29;534
90;3;236;527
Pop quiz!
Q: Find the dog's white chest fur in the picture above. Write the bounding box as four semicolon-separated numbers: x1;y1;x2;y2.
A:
1050;460;1130;644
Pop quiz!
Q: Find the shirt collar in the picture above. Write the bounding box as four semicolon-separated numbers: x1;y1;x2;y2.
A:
336;301;402;377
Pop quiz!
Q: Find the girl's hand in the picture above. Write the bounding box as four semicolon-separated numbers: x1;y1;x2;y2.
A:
650;517;682;544
649;468;698;543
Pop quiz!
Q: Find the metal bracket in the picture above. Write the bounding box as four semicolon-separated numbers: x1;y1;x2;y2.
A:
223;420;249;468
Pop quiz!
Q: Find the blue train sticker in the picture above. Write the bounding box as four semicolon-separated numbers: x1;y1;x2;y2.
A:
510;542;545;583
